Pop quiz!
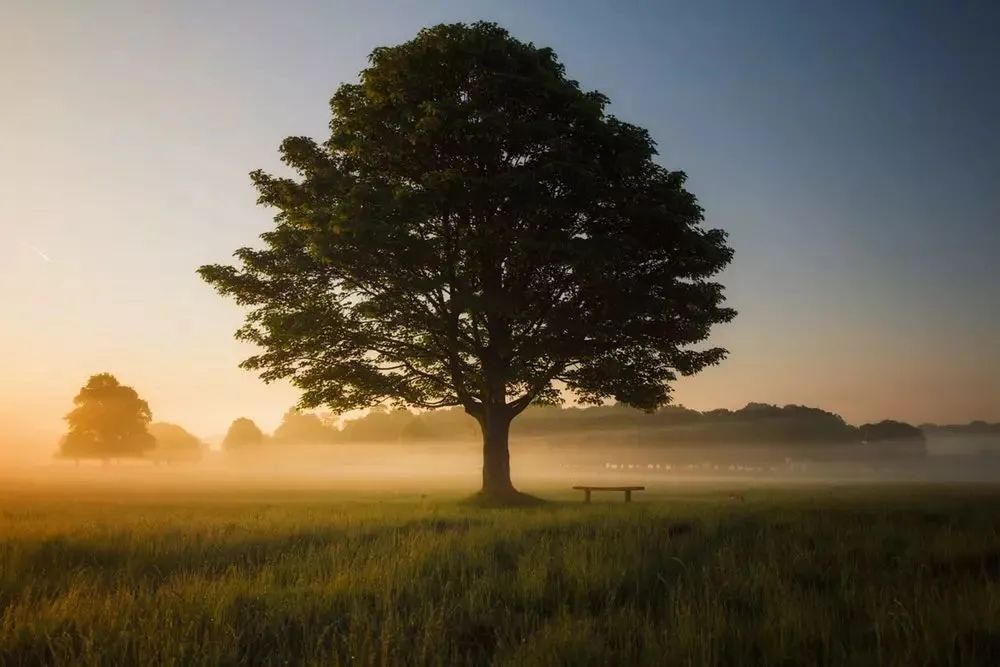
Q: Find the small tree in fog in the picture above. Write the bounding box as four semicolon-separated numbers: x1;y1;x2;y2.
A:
60;373;155;462
222;417;266;451
148;422;206;463
199;23;734;502
273;409;338;444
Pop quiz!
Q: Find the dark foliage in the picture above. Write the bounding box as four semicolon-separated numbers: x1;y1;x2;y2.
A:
860;420;926;443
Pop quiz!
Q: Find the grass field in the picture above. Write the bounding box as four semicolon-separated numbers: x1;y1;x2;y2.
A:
2;483;1000;665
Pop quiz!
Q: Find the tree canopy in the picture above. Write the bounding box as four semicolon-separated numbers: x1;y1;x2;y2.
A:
199;22;734;500
60;373;155;461
273;409;338;444
860;420;925;443
222;417;266;451
148;422;206;463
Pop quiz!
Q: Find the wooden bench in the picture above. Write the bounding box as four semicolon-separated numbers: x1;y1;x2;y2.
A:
573;485;645;503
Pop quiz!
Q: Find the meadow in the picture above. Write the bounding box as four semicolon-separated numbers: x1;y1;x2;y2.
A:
2;482;1000;666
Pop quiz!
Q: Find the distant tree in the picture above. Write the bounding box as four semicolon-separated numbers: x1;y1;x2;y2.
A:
860;420;925;442
334;406;480;442
339;407;419;442
148;422;206;463
859;420;926;458
415;407;480;440
199;22;734;502
273;408;338;444
400;417;437;440
222;418;266;451
60;373;155;462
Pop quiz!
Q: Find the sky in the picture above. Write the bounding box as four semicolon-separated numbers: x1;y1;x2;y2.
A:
1;0;997;443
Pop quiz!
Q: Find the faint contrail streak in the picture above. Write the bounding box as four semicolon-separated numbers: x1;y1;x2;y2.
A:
26;244;53;263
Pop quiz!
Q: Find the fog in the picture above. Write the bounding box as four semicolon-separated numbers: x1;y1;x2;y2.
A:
4;428;1000;501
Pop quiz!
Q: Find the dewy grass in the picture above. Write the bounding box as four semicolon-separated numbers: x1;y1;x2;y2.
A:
2;486;1000;665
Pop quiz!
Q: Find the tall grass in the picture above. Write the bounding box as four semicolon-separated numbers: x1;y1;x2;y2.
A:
2;486;999;665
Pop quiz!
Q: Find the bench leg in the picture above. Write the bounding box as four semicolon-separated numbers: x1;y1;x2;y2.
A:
584;489;591;504
625;490;632;503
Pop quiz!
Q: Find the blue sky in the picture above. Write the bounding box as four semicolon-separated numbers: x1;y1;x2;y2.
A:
1;1;997;438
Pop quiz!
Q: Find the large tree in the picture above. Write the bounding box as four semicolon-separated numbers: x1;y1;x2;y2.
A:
60;373;155;462
200;22;735;502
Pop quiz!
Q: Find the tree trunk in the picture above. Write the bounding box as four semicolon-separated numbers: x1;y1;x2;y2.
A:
479;408;516;499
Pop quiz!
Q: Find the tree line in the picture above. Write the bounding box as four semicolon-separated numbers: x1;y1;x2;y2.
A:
59;374;205;463
223;401;928;448
61;373;980;463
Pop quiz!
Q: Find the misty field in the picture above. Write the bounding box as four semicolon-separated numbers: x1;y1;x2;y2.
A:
2;485;1000;666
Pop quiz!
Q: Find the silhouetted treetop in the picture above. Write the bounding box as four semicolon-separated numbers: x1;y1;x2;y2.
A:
222;417;266;450
860;420;925;442
199;22;734;499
